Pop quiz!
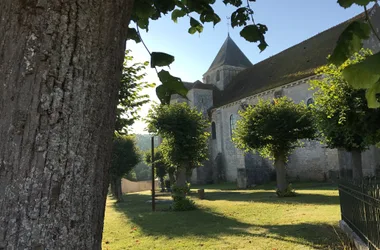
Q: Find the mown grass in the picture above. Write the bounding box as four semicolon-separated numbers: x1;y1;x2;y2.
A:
102;182;353;250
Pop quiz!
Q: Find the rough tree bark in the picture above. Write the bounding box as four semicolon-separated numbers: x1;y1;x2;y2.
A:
274;154;288;193
351;149;363;181
0;0;133;249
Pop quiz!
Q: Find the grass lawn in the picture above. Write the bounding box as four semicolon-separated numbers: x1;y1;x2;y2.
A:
102;182;352;250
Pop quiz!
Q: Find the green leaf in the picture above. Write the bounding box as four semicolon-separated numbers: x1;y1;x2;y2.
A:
231;7;252;28
343;52;380;89
223;0;243;7
154;0;176;14
126;28;141;43
133;0;156;19
329;21;371;66
188;17;203;34
156;85;172;104
365;81;380;108
240;24;268;51
137;18;150;31
151;52;175;68
171;9;186;23
200;11;221;26
338;0;374;8
157;70;188;103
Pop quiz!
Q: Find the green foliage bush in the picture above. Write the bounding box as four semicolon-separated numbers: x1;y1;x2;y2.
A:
310;49;380;151
276;184;297;198
171;197;196;211
147;103;210;169
233;97;316;160
171;184;196;211
110;133;140;178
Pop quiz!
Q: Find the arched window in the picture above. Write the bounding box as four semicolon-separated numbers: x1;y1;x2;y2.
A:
230;114;237;137
211;122;216;140
216;70;220;81
307;98;314;107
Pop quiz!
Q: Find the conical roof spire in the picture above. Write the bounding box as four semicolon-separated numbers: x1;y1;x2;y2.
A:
207;36;252;71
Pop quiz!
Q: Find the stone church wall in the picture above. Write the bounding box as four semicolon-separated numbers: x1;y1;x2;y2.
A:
210;77;379;184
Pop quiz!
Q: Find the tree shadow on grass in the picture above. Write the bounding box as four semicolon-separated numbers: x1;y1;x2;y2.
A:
112;193;347;249
193;182;338;191
201;191;339;205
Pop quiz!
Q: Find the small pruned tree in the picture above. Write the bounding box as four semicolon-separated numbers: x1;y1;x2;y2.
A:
233;97;316;196
110;133;140;202
147;103;209;209
144;147;169;192
311;49;380;180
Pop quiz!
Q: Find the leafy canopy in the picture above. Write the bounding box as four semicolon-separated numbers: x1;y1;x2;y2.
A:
115;50;155;134
128;0;268;104
310;49;380;151
110;133;141;178
233;97;316;159
329;1;380;108
146;103;210;168
127;0;380;107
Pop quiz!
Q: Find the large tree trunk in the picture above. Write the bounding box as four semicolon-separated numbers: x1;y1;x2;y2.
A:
351;149;363;181
0;1;132;249
274;155;288;193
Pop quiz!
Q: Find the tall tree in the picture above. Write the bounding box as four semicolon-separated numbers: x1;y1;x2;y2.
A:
233;97;316;196
110;134;140;202
0;1;132;249
310;49;380;180
115;50;154;134
146;103;209;202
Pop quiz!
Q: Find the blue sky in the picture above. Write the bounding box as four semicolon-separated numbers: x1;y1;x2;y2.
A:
128;1;366;134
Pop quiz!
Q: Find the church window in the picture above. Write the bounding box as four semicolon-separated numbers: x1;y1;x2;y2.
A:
230;114;237;137
211;122;216;140
216;70;220;81
307;98;314;107
206;75;210;83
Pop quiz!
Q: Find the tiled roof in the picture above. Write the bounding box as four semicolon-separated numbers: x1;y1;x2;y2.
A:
214;4;380;107
207;35;253;72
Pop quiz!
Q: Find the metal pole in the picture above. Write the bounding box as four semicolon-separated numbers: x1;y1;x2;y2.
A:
151;136;155;211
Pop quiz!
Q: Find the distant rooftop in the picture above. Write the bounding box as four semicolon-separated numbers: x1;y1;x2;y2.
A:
207;35;252;72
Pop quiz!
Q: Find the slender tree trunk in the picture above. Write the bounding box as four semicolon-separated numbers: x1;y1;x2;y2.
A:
169;169;176;188
351;149;363;181
116;177;123;202
274;154;288;193
0;1;133;249
175;167;187;197
110;177;123;202
176;167;187;188
159;177;165;192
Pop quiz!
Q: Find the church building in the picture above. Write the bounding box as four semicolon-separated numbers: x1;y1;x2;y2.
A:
170;5;380;185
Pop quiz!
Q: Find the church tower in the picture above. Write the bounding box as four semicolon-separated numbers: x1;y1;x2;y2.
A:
203;35;252;90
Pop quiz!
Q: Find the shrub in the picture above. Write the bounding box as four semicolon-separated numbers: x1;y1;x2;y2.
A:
171;197;196;211
276;183;297;197
171;185;196;211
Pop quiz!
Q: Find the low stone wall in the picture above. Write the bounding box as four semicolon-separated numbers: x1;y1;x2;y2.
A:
121;179;159;193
